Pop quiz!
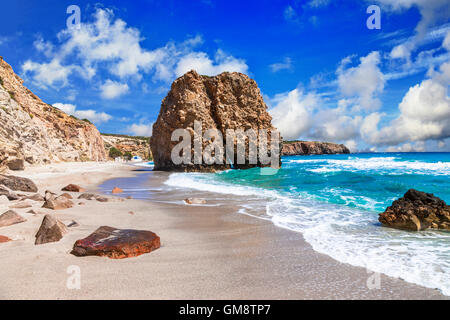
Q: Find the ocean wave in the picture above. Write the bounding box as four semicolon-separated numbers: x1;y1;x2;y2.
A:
290;157;450;175
164;171;450;296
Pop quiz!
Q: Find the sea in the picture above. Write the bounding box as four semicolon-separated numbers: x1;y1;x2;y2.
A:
102;153;450;295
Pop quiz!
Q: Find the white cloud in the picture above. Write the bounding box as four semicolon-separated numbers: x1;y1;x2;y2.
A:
443;30;450;50
307;0;330;8
33;36;54;58
175;49;248;77
269;89;319;140
21;9;248;95
377;0;450;59
22;59;74;88
337;51;385;111
362;59;450;146
53;102;112;124
269;57;293;73
127;123;153;136
100;80;129;99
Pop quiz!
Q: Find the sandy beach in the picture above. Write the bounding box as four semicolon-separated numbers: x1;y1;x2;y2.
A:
0;162;447;300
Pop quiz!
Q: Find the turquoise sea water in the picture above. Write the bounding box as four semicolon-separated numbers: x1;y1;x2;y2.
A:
163;153;450;295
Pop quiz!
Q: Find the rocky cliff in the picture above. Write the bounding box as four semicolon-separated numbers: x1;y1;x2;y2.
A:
102;134;151;160
282;141;350;156
0;57;106;171
150;70;281;172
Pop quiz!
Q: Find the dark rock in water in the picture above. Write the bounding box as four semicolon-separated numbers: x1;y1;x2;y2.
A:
71;226;161;259
282;141;350;156
379;189;450;231
35;214;68;245
0;175;38;192
6;158;25;171
0;210;26;227
61;184;86;192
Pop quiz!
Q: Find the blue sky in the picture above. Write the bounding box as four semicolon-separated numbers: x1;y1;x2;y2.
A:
0;0;449;152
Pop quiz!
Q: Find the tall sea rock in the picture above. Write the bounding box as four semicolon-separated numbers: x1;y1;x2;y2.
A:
0;57;106;171
150;70;281;172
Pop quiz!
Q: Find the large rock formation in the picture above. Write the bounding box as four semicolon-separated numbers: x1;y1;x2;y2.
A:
150;70;281;172
379;189;450;231
0;57;107;171
282;141;350;156
71;226;161;259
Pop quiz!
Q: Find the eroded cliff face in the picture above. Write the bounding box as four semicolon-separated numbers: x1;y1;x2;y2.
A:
0;57;106;171
102;134;151;160
282;141;350;156
150;70;281;172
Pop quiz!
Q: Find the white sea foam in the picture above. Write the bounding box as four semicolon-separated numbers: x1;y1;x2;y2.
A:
288;157;450;175
164;171;450;296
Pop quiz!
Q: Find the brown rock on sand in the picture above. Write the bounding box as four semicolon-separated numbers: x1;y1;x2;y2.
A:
59;193;73;199
184;198;207;205
0;210;26;227
21;193;45;202
0;235;12;243
9;201;32;209
112;187;123;194
71;226;160;259
6;158;25;171
379;189;450;231
61;184;86;192
35;214;68;245
42;195;74;210
0;175;38;192
78;193;97;200
150;70;281;172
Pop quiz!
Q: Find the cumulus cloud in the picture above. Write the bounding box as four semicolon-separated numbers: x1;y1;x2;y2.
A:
100;80;129;99
21;8;248;93
269;89;319;140
269;57;293;73
377;0;450;60
22;59;74;89
363;51;450;147
337;51;385;111
175;49;248;77
127;123;153;136
53;103;112;124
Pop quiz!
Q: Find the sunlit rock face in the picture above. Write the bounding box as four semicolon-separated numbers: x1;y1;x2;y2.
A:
0;57;107;171
150;70;281;172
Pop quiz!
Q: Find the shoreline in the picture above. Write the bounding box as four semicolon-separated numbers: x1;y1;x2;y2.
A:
0;162;446;299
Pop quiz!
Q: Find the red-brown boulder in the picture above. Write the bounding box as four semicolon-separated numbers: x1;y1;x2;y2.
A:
71;226;160;259
0;235;11;243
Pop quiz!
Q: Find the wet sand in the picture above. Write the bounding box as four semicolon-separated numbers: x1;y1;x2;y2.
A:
0;162;446;299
